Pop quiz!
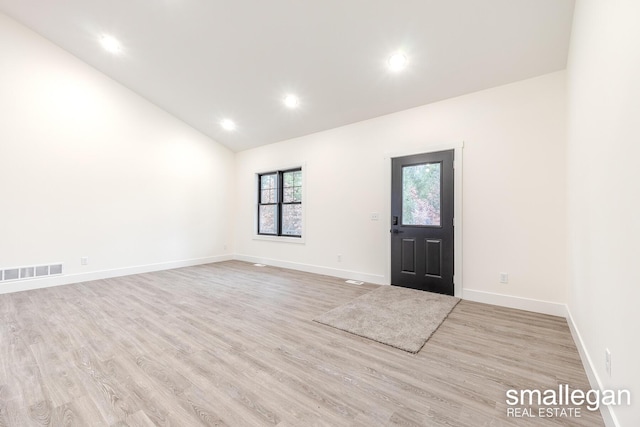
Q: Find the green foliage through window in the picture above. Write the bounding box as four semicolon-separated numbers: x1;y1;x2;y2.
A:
402;163;441;226
258;169;302;236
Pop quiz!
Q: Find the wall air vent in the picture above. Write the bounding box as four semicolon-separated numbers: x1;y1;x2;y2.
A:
3;268;19;281
0;263;63;283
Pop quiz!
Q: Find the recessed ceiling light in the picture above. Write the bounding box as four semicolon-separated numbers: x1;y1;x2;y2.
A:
388;52;407;71
220;119;236;131
100;34;122;54
283;94;299;108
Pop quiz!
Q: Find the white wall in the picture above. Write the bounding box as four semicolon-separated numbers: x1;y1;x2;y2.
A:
566;1;640;425
0;13;235;293
235;71;568;313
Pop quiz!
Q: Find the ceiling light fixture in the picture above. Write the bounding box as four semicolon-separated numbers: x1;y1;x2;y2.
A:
220;119;236;131
283;94;299;108
388;52;407;71
99;34;122;54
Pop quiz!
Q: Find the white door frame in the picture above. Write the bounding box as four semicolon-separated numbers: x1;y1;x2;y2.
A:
384;142;464;297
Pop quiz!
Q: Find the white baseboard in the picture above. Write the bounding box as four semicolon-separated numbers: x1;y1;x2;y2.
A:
462;288;567;317
0;254;233;295
233;254;386;285
566;308;619;427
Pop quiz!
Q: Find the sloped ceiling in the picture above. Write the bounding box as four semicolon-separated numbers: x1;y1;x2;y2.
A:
0;0;575;151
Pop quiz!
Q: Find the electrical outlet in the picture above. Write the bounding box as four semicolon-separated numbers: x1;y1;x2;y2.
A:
81;256;89;266
605;348;611;376
337;254;342;262
370;212;380;221
499;272;509;284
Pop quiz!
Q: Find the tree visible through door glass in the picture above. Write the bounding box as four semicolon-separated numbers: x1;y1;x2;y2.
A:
402;163;441;226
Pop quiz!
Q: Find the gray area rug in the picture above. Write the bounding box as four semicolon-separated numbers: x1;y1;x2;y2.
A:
314;286;460;353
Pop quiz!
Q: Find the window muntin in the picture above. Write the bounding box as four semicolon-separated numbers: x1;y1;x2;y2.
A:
260;173;278;204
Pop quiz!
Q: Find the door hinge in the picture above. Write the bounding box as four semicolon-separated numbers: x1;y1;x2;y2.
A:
452;160;455;169
452;217;455;227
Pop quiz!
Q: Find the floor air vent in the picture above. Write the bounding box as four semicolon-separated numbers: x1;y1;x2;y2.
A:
0;263;63;282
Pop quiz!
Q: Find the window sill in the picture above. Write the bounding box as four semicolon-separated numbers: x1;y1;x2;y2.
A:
253;235;306;244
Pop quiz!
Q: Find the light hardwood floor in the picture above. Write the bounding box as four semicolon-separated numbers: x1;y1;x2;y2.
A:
0;261;603;426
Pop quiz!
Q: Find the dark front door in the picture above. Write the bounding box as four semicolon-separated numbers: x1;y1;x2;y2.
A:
391;150;454;295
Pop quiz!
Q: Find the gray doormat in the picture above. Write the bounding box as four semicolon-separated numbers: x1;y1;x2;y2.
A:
314;286;460;353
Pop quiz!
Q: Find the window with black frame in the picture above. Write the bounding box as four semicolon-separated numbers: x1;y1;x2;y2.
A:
258;168;302;237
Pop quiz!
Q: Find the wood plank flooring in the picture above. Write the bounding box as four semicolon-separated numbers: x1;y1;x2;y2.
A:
0;261;603;426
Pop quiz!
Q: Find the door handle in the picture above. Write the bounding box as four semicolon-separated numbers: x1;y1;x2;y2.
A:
391;229;404;234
